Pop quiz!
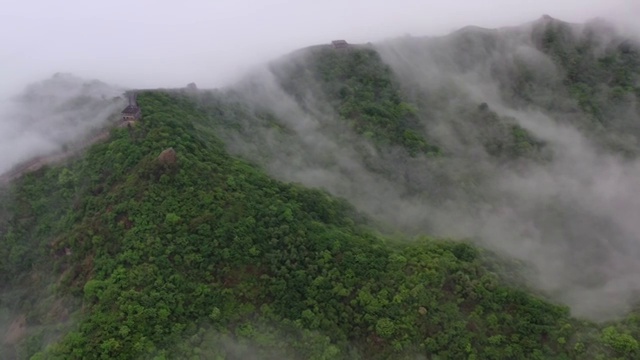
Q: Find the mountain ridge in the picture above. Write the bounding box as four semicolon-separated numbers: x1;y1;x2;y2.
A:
1;15;640;359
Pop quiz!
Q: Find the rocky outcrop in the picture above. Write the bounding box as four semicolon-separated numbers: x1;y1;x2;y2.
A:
2;315;26;345
157;148;177;165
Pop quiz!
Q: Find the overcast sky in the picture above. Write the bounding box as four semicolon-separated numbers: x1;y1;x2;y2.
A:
1;0;638;98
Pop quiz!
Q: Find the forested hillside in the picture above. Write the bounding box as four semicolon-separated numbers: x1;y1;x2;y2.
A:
1;15;640;360
202;16;640;321
1;91;639;360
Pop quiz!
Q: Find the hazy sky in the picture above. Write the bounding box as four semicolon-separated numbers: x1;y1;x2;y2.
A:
1;0;637;97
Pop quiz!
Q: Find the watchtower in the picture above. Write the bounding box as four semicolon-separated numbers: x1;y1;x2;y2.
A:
331;40;349;49
121;92;141;121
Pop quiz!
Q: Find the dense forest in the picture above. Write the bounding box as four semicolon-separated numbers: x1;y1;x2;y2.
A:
1;16;640;359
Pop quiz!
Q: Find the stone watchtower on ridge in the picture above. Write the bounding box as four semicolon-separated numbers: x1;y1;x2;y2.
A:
121;92;141;122
331;40;349;49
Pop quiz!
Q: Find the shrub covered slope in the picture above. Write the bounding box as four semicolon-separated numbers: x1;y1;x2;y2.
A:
1;16;640;360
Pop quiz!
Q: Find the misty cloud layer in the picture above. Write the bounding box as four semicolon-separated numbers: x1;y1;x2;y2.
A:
2;4;639;323
3;0;637;101
205;18;640;320
0;73;125;175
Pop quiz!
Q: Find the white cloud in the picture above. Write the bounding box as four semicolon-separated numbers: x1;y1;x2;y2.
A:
0;0;634;98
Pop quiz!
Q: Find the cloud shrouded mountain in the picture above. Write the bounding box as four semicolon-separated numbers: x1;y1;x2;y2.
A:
0;73;125;175
192;16;640;320
2;15;640;360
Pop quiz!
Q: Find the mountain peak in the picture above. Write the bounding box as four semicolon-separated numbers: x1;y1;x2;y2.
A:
531;14;567;28
540;14;554;21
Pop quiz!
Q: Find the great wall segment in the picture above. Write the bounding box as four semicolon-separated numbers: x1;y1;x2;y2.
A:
0;91;141;185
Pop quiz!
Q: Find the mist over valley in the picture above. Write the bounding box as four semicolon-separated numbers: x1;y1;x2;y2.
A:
2;3;640;358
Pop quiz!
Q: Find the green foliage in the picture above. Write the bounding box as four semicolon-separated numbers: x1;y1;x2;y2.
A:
538;20;640;125
277;47;440;156
601;326;640;356
1;91;638;359
475;104;546;161
439;102;548;165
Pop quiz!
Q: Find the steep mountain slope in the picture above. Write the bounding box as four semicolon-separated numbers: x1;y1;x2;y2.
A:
195;16;640;320
1;15;640;360
271;45;440;156
2;90;639;360
0;73;125;176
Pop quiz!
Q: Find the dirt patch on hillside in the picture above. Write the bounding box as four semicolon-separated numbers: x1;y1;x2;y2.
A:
2;314;26;345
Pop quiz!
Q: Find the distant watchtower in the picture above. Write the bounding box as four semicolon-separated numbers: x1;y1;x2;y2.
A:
331;40;349;49
121;92;141;121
